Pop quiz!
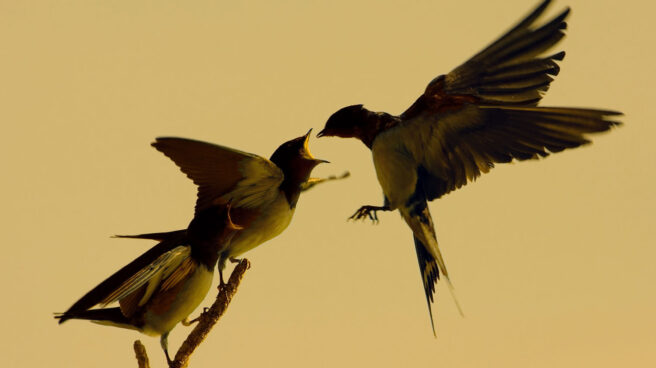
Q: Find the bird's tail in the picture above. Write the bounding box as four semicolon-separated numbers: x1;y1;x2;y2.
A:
113;229;187;241
401;203;464;330
54;307;136;330
413;235;439;336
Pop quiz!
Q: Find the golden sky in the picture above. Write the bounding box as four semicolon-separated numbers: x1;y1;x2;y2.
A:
2;0;654;367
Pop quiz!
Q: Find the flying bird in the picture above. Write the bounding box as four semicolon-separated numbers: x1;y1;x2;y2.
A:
57;131;331;362
317;0;621;335
56;203;242;364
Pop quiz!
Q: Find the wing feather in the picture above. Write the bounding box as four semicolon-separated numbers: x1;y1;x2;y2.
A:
401;105;620;200
57;233;187;322
152;137;284;213
401;0;569;122
100;246;191;306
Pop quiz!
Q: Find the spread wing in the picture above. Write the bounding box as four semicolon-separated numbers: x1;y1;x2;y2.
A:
403;105;620;201
391;0;621;200
402;0;567;121
153;137;284;212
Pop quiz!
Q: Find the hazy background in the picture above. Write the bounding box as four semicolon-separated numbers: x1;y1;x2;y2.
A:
2;0;653;366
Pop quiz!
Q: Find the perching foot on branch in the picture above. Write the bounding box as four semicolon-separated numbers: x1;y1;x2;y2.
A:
133;259;251;368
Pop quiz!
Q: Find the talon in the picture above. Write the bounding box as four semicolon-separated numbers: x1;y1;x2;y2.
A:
349;205;385;224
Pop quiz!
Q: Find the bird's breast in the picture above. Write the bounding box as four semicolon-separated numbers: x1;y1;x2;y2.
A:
225;191;294;257
371;131;419;210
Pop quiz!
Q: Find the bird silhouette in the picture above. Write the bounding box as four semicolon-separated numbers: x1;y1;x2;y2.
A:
318;0;621;335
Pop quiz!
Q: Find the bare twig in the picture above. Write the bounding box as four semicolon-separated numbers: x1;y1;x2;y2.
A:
133;259;250;368
133;340;150;368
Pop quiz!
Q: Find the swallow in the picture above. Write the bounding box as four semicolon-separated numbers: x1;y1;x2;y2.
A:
132;130;329;284
56;202;243;364
318;0;621;335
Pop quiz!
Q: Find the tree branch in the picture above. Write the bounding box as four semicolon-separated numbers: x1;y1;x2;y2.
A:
133;258;251;368
133;340;150;368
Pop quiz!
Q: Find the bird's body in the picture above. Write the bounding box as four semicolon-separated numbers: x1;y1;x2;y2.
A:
318;0;621;334
56;204;242;363
146;130;327;279
89;253;213;338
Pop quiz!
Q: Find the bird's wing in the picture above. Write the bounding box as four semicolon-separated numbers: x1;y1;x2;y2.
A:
152;137;284;213
101;246;191;307
388;0;620;200
402;0;568;122
403;105;620;200
58;234;187;322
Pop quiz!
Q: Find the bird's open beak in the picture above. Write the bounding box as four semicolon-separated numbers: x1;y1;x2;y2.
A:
303;129;330;164
316;129;326;138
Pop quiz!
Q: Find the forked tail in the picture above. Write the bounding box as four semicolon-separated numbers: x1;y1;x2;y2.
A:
402;202;464;335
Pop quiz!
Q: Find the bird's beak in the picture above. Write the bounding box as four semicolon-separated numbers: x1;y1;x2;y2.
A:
303;129;330;164
316;129;326;138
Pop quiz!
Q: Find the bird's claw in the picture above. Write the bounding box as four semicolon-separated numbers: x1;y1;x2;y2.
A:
348;205;381;224
182;307;210;326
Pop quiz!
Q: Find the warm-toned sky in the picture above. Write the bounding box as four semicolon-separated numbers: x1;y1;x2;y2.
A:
2;0;654;367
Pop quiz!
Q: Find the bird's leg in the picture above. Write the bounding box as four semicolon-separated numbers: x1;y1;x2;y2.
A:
301;171;350;192
161;332;173;367
349;204;391;224
219;269;226;288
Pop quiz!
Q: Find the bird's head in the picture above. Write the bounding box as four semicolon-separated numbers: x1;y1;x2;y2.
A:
317;104;369;139
270;129;328;182
318;104;383;148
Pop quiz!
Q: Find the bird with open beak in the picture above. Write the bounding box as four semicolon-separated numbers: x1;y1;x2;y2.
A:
142;129;329;281
56;130;331;364
318;0;621;335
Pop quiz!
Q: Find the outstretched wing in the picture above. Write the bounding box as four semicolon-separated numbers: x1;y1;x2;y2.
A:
390;0;620;201
402;0;568;121
153;137;284;213
408;106;620;200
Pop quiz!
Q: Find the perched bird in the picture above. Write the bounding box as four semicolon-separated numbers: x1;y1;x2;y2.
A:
140;130;329;284
56;202;243;364
318;0;621;335
57;130;330;362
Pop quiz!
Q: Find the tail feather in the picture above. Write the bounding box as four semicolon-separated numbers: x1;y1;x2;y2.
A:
113;229;186;241
402;202;464;333
413;235;438;336
55;307;131;327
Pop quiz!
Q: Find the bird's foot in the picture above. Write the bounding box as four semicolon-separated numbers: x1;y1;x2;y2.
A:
348;205;389;224
181;307;209;326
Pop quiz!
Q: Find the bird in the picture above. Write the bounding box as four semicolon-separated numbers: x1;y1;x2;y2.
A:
130;129;330;284
56;130;330;363
56;202;243;364
317;0;621;335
